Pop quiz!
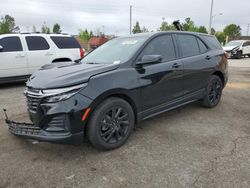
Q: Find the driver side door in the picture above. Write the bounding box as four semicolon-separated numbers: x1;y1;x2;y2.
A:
136;34;184;118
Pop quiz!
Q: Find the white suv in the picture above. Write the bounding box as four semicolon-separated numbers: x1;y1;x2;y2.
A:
223;40;250;59
0;33;84;83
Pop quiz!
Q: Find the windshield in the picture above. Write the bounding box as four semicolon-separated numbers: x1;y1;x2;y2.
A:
81;36;147;64
225;41;243;47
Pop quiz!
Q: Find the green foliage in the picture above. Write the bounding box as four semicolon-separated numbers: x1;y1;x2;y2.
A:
183;18;196;32
132;21;142;34
41;22;50;34
79;29;91;42
53;23;61;33
215;32;226;45
223;24;241;37
0;15;19;34
196;26;208;34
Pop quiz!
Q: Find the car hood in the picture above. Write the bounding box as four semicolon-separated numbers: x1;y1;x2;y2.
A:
27;62;119;89
223;45;239;51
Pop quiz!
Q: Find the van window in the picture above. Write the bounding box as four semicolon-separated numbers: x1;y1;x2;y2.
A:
177;35;200;58
26;36;50;51
0;36;23;52
139;35;176;62
50;36;81;49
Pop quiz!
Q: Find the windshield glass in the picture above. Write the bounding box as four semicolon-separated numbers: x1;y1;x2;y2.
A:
225;41;242;47
81;36;147;64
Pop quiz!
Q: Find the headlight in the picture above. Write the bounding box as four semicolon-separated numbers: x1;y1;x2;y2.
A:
42;83;87;103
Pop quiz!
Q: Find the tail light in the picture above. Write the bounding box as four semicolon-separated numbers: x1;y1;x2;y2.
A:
80;48;85;58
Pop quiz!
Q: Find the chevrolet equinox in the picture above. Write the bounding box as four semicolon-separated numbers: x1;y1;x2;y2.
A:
5;31;228;150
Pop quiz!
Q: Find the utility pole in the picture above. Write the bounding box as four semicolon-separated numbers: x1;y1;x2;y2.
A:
247;24;250;36
130;5;132;35
208;0;214;34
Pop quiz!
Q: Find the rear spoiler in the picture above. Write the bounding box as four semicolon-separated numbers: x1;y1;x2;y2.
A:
173;20;183;31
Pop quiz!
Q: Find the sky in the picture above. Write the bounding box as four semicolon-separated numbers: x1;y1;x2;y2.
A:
1;0;250;36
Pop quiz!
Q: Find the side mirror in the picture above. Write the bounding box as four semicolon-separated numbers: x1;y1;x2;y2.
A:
136;55;162;66
0;45;3;52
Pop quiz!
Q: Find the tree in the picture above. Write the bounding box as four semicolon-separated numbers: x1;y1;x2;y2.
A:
41;22;50;34
223;24;241;37
53;23;61;33
79;29;91;49
141;26;149;33
215;31;226;45
182;17;196;32
211;27;216;35
132;21;142;34
196;26;208;34
0;15;19;34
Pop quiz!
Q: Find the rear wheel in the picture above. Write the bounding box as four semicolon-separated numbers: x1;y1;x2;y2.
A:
87;97;134;150
201;75;223;108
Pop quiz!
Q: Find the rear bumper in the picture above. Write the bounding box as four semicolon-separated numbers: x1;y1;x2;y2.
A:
6;119;84;144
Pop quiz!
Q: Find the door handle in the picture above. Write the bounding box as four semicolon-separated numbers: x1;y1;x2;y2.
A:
15;54;25;58
45;52;53;56
172;63;181;68
205;55;211;60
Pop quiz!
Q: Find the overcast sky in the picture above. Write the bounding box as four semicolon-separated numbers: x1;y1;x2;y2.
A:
1;0;250;36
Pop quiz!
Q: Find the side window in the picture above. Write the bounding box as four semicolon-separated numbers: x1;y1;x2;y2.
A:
50;36;81;49
177;34;200;58
26;36;50;51
0;37;23;52
139;35;176;62
197;38;208;54
243;42;250;47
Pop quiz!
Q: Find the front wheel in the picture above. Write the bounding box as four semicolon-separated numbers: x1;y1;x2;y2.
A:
201;75;223;108
235;51;242;59
87;97;135;150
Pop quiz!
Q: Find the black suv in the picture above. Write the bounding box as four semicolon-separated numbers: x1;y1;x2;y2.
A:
5;31;228;150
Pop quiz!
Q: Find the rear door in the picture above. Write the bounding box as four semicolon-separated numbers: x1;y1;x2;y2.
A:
0;36;29;78
176;34;212;95
25;36;53;74
137;34;184;115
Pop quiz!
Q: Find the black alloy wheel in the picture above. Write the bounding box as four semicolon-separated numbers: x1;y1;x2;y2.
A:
99;106;129;144
87;97;134;150
201;75;223;108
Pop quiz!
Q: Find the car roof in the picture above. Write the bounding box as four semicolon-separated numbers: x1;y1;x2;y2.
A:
119;31;213;39
0;33;72;37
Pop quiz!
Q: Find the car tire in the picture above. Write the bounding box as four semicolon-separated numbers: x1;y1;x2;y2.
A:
235;51;242;59
87;97;135;150
201;75;223;108
248;54;250;58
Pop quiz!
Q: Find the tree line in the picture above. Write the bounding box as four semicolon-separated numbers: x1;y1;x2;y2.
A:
133;17;242;44
0;14;243;45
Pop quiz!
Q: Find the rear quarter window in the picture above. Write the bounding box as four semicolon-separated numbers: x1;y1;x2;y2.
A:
201;35;222;50
50;36;81;49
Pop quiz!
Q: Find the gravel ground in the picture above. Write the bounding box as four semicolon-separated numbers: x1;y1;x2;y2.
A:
0;58;250;188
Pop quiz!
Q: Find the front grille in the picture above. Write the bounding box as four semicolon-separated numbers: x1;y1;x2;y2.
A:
26;95;40;112
25;87;42;113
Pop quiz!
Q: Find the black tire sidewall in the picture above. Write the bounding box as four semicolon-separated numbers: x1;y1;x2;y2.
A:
202;75;223;108
87;97;135;150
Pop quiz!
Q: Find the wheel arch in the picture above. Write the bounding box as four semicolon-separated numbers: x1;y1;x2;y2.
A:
52;58;72;63
212;71;225;86
88;89;139;125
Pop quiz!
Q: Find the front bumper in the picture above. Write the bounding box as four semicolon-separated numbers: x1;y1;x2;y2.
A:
5;119;84;144
4;91;93;145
